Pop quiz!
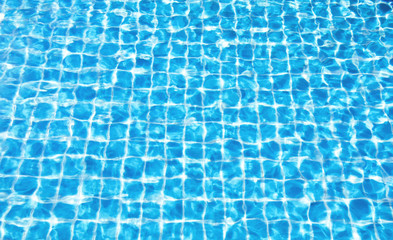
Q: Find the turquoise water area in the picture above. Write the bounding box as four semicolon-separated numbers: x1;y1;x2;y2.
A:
1;0;393;239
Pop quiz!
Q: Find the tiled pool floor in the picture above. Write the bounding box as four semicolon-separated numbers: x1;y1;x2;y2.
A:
1;0;393;239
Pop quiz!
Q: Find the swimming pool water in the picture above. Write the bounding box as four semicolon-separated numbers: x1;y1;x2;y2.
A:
1;0;393;239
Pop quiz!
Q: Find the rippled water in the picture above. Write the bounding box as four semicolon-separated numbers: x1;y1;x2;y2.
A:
1;0;393;239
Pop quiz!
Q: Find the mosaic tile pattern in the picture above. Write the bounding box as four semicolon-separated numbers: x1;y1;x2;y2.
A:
1;0;393;239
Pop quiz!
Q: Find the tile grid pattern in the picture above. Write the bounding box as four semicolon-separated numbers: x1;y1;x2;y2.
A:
0;0;393;239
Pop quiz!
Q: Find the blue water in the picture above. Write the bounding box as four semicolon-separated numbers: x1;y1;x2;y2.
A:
1;0;393;239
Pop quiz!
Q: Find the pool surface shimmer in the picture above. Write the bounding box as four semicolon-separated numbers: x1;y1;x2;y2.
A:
1;0;393;239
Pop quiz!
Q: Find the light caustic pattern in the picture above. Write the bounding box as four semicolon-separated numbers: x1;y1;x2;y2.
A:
0;0;393;239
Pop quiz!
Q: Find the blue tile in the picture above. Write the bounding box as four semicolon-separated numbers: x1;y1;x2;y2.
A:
350;199;372;221
25;222;50;240
49;223;72;240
